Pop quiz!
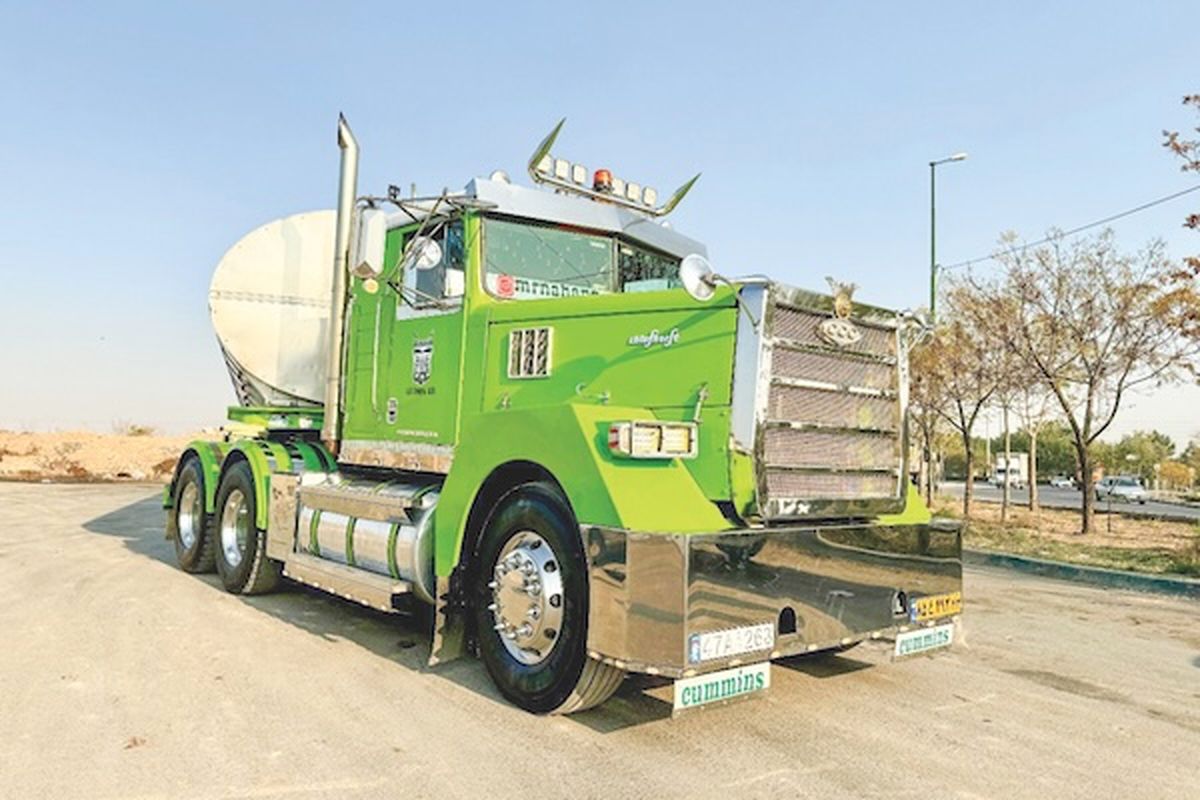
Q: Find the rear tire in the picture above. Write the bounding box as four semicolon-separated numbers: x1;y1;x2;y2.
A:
172;457;216;574
213;461;282;595
473;481;623;714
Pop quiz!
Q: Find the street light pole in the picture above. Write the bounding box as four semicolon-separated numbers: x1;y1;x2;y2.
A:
929;152;967;321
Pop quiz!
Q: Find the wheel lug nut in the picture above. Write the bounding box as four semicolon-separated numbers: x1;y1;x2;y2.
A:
549;594;562;608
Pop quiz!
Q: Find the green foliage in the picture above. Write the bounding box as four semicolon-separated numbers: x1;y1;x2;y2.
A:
1092;430;1175;482
984;421;1079;480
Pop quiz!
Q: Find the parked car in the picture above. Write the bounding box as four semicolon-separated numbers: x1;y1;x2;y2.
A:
1095;475;1148;504
1049;475;1076;489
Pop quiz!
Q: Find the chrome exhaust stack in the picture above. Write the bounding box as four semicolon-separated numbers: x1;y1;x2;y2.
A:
321;114;359;453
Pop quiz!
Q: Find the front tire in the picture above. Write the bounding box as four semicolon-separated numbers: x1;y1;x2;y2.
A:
473;481;623;714
172;457;215;573
213;461;282;595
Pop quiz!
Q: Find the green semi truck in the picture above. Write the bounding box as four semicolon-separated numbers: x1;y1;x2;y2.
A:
164;117;962;714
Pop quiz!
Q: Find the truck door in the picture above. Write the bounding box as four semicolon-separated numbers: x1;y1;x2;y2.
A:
386;221;466;448
340;219;465;469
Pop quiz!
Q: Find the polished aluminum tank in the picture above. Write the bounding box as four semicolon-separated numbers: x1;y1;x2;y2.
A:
209;210;335;406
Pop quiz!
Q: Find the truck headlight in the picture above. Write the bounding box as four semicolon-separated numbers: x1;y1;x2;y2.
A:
607;421;698;459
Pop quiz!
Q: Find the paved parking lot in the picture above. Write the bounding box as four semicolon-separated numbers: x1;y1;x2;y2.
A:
1;482;1197;799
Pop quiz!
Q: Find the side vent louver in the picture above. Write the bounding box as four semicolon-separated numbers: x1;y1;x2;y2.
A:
508;327;553;379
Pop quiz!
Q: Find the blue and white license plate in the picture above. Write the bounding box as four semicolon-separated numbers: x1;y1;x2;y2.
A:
673;662;770;711
688;622;775;664
894;622;955;658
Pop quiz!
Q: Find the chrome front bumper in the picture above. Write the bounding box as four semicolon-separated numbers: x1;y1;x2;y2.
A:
583;520;962;678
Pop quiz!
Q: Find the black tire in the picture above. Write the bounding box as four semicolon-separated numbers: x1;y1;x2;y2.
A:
213;461;282;595
172;456;216;574
473;481;623;714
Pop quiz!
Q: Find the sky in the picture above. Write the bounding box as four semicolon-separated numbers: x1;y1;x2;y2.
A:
1;2;1198;447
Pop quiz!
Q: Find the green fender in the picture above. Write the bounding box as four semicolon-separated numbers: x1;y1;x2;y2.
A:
876;483;933;526
434;403;733;577
166;437;335;530
223;439;294;530
164;440;233;513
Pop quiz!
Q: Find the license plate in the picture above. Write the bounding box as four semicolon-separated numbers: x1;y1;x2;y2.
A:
909;591;962;622
688;622;775;664
894;622;955;657
674;662;770;711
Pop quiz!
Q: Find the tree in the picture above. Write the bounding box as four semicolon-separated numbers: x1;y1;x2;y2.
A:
1112;430;1175;483
908;365;942;505
1015;383;1056;512
1158;460;1192;491
1163;94;1200;275
965;231;1200;533
911;304;999;518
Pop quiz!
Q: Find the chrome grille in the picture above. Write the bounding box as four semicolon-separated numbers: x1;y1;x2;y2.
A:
763;428;897;470
765;471;898;500
772;305;896;357
758;294;904;519
768;385;897;431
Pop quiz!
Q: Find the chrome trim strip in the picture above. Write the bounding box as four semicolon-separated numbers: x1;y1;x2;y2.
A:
770;374;898;399
770;335;897;365
761;420;898;435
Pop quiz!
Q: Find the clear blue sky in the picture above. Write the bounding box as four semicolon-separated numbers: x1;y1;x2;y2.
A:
1;2;1197;444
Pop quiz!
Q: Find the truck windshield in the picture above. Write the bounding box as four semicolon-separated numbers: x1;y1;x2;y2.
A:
482;217;679;300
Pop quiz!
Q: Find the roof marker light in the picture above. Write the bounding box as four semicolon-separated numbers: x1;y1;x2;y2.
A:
593;169;613;192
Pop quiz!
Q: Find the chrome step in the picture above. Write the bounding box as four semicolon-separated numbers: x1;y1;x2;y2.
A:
283;551;411;613
298;482;416;521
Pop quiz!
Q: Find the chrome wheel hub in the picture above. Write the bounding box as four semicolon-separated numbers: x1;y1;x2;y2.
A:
488;531;564;665
219;488;250;569
178;481;201;550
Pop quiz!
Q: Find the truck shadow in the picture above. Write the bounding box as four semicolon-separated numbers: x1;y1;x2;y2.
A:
82;491;674;729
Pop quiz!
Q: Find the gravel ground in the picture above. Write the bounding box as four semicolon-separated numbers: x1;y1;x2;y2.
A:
1;482;1197;800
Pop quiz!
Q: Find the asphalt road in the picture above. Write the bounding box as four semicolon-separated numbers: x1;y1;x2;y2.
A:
2;482;1197;800
941;480;1200;520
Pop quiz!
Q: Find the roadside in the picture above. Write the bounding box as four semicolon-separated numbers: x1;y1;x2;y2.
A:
0;429;202;483
935;496;1200;577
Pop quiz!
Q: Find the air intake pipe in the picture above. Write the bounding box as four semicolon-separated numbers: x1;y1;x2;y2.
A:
321;114;359;453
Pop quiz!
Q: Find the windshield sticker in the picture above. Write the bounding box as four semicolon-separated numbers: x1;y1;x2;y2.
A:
487;273;602;300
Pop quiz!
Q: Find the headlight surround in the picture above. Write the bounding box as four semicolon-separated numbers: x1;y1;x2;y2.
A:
607;421;698;459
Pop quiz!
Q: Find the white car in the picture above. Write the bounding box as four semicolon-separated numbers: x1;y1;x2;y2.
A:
1095;476;1148;504
1049;475;1076;489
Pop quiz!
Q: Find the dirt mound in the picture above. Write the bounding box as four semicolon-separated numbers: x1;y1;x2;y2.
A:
0;430;207;482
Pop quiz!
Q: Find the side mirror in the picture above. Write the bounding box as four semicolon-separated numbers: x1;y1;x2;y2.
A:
680;254;719;302
406;236;443;272
351;208;388;280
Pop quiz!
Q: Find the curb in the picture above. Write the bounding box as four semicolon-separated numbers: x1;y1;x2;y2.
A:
964;549;1200;600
